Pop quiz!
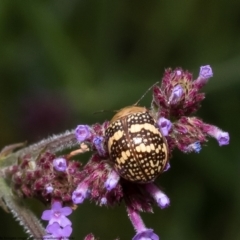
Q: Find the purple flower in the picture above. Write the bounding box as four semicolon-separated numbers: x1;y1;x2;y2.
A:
157;117;172;136
206;126;230;146
44;222;72;239
199;65;213;79
132;229;159;240
41;201;72;227
72;182;89;204
195;65;213;87
145;183;170;209
75;125;91;142
53;157;67;172
104;170;120;191
217;131;230;146
168;84;183;104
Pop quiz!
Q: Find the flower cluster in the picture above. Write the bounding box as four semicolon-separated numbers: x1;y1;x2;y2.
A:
152;65;229;153
3;151;82;205
1;65;229;240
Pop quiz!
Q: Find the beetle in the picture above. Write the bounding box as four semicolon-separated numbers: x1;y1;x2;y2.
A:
105;105;169;183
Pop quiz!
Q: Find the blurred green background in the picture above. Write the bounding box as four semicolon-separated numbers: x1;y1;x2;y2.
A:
0;1;239;239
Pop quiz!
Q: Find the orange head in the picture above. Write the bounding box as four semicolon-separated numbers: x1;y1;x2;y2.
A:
110;106;147;123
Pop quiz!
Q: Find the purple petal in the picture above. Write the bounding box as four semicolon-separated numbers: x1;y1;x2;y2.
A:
60;206;73;216
104;170;120;191
168;84;183;104
52;201;62;211
41;210;51;220
46;222;72;238
156;194;170;209
145;183;170;209
53;157;67;172
157;117;172;136
217;131;229;146
206;126;230;146
72;183;89;204
46;222;60;234
75;125;91;142
133;229;159;240
195;65;213;87
49;215;72;227
61;225;73;237
199;65;213;79
58;216;72;227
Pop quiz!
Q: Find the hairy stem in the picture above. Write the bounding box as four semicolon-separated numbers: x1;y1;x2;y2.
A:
0;178;46;239
0;129;78;168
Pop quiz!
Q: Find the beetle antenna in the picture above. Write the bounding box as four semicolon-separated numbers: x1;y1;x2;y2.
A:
134;81;159;106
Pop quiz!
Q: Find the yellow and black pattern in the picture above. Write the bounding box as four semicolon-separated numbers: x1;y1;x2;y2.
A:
105;111;168;183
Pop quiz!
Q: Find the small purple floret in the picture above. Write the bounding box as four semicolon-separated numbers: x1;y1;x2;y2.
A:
195;65;213;87
145;183;170;209
217;131;229;146
72;183;89;204
199;65;213;79
75;124;91;142
104;170;120;191
157;194;170;209
132;229;159;240
41;201;72;227
157;117;172;136
168;84;183;104
53;157;67;172
206;126;230;146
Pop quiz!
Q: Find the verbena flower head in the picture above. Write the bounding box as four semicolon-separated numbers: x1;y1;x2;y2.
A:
2;65;229;240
